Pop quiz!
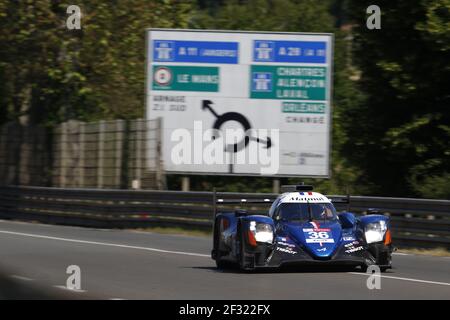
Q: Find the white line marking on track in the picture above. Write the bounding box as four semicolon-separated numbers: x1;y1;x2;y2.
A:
348;272;450;287
53;285;87;293
0;230;210;258
393;252;410;256
10;275;33;281
2;229;449;288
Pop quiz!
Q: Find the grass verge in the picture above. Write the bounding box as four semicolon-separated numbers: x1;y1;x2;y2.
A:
396;247;450;257
133;226;211;237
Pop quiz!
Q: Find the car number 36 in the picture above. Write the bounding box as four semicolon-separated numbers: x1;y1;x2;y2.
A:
307;232;329;239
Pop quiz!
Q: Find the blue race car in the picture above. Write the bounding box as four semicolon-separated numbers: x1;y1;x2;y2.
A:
211;185;393;272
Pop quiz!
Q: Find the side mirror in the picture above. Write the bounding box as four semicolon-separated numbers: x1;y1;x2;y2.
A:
338;212;356;229
366;208;383;215
234;209;249;217
274;213;286;222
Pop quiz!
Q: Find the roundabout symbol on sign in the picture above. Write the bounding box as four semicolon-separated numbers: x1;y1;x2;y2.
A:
202;100;272;153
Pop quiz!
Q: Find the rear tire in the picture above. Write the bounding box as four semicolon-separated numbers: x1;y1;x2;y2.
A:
238;227;254;271
216;259;235;270
214;217;233;270
239;236;246;270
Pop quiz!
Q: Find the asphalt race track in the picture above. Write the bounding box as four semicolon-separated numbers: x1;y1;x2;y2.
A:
0;220;449;299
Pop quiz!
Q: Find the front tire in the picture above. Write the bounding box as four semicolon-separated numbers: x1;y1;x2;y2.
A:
360;264;389;273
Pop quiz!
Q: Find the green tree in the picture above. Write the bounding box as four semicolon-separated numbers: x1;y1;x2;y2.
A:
192;0;334;32
0;0;193;126
344;0;450;197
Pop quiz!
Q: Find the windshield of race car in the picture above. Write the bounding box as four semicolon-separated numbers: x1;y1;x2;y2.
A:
278;203;338;222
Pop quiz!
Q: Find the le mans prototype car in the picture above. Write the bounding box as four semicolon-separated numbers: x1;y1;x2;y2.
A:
211;185;393;271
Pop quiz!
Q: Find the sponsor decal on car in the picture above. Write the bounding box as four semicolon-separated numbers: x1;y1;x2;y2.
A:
342;236;356;241
277;241;296;248
345;246;364;253
302;228;331;232
306;238;335;244
344;240;362;252
304;228;334;244
276;247;297;255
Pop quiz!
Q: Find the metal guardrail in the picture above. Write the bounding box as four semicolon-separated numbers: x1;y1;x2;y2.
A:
0;186;448;249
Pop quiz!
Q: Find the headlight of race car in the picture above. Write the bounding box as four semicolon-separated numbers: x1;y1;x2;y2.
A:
249;221;274;243
365;221;387;244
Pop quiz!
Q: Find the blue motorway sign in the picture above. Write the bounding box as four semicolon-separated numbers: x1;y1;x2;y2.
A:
251;72;273;92
153;40;239;64
253;40;326;63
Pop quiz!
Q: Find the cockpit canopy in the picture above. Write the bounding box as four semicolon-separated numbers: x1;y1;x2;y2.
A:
275;202;338;222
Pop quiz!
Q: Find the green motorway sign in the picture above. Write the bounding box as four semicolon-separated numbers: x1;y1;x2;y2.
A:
152;65;219;92
250;65;327;101
282;102;326;114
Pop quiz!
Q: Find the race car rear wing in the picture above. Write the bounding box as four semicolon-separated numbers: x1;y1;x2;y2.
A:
329;195;350;204
280;184;314;192
212;189;275;218
211;189;352;219
329;195;351;211
216;198;273;204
